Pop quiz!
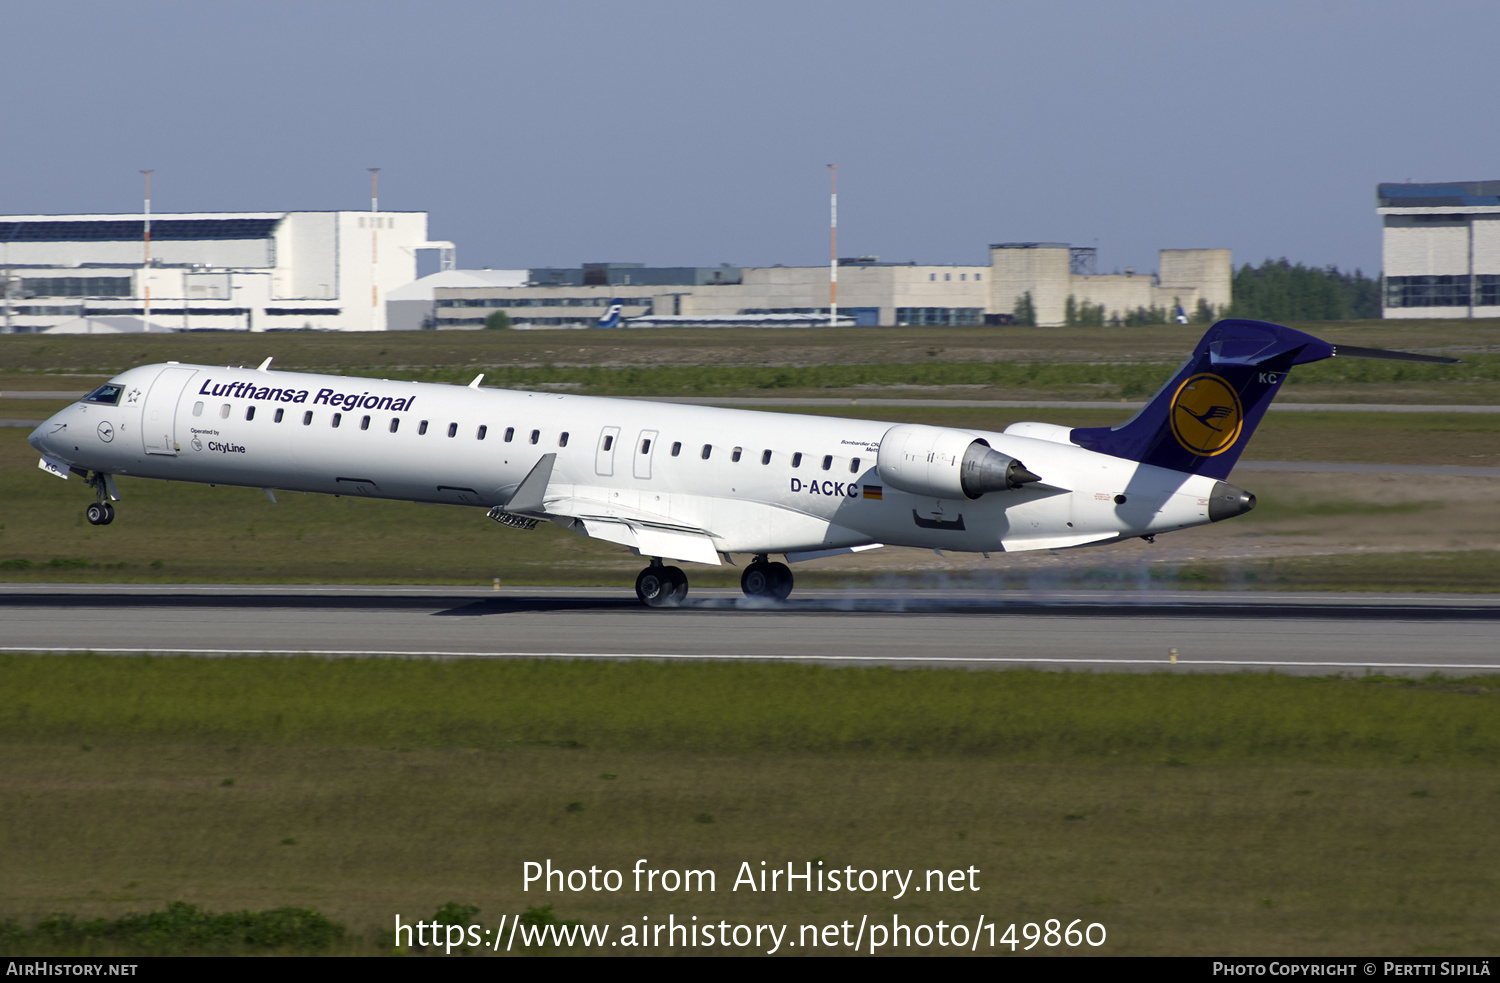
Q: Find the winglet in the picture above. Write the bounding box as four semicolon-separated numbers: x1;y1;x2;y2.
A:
468;374;485;389
257;357;273;373
506;453;556;513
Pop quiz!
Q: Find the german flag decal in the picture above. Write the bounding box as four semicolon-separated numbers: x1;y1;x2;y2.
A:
863;485;883;500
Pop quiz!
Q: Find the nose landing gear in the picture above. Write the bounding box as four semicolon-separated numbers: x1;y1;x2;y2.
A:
635;559;688;608
84;472;117;525
740;556;793;601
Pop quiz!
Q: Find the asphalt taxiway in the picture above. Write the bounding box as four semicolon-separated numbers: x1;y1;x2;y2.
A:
2;584;1496;676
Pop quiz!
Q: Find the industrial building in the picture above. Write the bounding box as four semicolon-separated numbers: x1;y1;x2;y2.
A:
429;245;1230;330
1379;181;1500;318
0;211;454;333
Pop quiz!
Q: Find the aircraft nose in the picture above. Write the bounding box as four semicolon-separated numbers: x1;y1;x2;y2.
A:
1207;480;1256;522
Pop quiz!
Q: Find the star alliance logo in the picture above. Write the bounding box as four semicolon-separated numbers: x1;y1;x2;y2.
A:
126;388;141;404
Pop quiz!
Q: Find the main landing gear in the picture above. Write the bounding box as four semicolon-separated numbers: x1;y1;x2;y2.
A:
635;559;688;608
740;555;793;601
633;555;797;608
84;472;115;526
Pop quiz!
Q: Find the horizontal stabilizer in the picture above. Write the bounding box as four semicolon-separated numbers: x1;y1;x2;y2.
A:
1070;319;1452;481
1332;345;1459;364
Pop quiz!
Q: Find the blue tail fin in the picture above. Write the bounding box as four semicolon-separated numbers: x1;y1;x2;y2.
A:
1069;319;1454;479
596;299;623;329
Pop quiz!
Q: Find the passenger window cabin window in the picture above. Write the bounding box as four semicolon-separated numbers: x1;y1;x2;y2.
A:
245;406;255;421
761;449;772;465
447;423;457;438
418;420;428;435
303;411;313;426
332;413;342;428
850;457;861;472
822;455;833;470
504;427;515;442
389;418;400;433
220;404;231;419
792;452;802;468
559;432;569;447
671;442;682;457
477;425;488;440
192;401;204;417
529;430;540;444
602;434;613;451
731;446;742;462
641;438;652;454
701;444;712;460
361;415;371;431
274;408;284;423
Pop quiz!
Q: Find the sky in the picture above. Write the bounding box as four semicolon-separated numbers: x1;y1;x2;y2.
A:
4;0;1497;277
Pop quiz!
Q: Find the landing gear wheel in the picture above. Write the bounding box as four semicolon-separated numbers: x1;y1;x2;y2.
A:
662;565;689;604
636;565;687;608
741;562;774;598
766;561;793;601
86;502;111;526
743;560;793;600
100;502;115;525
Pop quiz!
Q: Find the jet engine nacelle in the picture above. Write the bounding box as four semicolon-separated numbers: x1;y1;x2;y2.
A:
876;424;1040;500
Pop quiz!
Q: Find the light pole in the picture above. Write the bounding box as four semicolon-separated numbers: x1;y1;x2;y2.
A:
828;164;837;328
369;168;380;331
141;170;153;332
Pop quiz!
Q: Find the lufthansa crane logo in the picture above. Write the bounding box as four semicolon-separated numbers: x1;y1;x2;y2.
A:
1169;373;1243;456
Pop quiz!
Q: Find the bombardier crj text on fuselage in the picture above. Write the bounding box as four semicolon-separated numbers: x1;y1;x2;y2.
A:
29;320;1454;606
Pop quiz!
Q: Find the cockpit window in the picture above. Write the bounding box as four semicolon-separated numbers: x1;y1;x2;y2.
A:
81;384;123;405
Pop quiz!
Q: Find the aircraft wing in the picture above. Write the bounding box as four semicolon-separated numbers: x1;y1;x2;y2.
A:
500;455;722;565
543;496;723;566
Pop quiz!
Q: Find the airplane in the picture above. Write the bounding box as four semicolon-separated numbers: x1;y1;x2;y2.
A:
596;299;623;329
27;319;1455;607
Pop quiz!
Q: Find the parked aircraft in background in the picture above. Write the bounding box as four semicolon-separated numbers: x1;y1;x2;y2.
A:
29;320;1453;606
596;299;623;329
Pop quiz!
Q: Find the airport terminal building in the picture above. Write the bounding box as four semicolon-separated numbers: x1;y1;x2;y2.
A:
1379;181;1500;319
429;245;1232;330
0;211;454;333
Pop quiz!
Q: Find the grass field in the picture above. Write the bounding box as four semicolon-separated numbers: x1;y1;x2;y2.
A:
1;655;1496;956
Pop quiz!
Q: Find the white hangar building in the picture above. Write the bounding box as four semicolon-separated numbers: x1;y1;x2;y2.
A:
1379;181;1500;318
0;211;454;333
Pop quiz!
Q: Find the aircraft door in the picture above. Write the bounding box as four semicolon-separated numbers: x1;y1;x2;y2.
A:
140;366;198;456
633;429;659;479
595;426;621;476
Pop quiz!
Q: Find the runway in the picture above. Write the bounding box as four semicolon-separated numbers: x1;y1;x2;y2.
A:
2;584;1497;675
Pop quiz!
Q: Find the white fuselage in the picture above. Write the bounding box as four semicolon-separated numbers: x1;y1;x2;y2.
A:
30;362;1229;563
